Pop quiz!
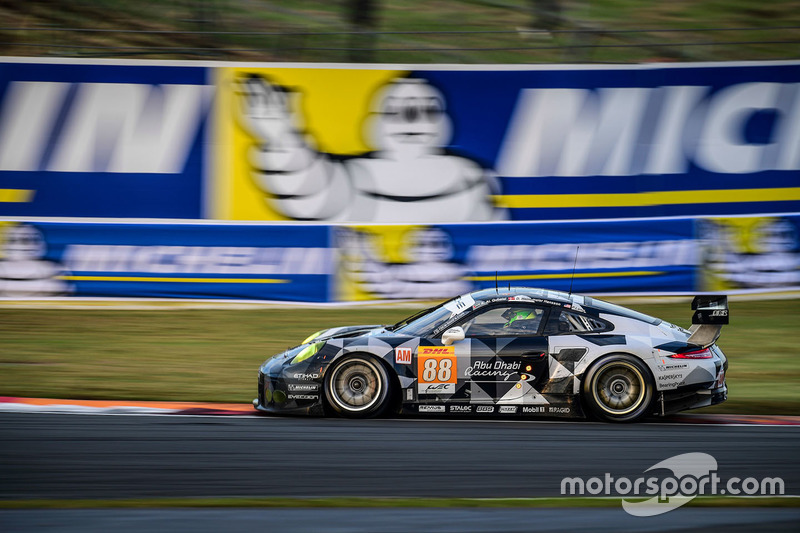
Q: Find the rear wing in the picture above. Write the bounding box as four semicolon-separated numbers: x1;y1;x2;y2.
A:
687;295;729;347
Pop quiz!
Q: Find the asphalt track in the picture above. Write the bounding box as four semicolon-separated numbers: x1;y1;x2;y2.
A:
2;411;799;500
1;411;799;531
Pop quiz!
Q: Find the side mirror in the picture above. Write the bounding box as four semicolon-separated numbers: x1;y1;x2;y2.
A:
442;326;465;346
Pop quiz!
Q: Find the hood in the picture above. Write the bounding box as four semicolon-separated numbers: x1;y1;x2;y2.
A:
305;324;386;344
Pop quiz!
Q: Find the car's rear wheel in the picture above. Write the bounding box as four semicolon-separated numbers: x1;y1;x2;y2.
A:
325;355;392;418
582;354;654;423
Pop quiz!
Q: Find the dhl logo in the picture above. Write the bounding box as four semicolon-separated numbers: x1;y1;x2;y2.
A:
419;347;454;356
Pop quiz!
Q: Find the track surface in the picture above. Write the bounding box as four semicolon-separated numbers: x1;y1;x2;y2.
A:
2;412;799;500
3;507;800;533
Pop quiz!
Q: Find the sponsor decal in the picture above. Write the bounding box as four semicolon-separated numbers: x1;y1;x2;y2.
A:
443;294;476;316
657;363;689;371
547;406;570;414
406;388;414;401
287;394;319;401
498;405;518;414
419;346;455;356
418;348;458;394
464;360;521;381
292;373;321;380
287;383;320;392
522;406;545;414
395;347;412;365
418;404;446;413
418;383;456;395
476;405;495;413
449;405;473;413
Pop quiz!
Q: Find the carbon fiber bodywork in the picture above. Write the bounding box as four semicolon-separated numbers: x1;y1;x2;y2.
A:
255;288;728;420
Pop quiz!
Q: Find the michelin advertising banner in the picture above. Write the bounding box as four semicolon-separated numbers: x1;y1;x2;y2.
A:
0;59;212;218
1;58;798;222
1;217;797;301
336;219;698;301
0;221;331;301
215;61;800;223
698;215;800;292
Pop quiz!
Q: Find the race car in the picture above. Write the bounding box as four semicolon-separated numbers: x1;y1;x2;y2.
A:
254;287;728;422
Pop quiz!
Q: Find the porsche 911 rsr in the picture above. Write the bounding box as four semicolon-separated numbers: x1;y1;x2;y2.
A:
254;287;728;422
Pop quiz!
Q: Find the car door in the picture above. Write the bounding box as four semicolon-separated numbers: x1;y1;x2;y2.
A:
445;302;552;412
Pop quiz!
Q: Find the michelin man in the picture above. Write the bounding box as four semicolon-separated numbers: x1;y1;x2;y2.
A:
0;224;70;297
237;74;504;222
338;226;471;300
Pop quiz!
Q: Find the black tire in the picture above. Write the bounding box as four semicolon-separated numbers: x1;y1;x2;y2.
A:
325;355;393;418
582;353;654;423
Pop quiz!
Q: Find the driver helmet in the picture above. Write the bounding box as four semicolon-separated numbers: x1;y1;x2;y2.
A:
503;309;538;328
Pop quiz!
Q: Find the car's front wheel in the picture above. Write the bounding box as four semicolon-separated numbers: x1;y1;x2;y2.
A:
325;355;392;418
582;354;654;423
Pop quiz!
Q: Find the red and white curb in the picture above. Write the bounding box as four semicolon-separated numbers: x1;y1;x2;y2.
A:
0;397;255;416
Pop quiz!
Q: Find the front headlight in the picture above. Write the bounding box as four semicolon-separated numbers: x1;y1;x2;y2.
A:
291;341;324;364
301;330;324;344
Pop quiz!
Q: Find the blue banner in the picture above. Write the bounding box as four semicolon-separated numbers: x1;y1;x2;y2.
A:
211;61;800;224
335;219;698;301
0;60;211;218
3;217;798;302
0;221;331;301
419;62;800;220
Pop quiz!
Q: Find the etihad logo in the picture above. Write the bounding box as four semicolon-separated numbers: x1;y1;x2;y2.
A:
419;346;455;356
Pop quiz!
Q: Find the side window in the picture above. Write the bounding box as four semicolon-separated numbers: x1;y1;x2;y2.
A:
544;309;610;335
459;305;546;337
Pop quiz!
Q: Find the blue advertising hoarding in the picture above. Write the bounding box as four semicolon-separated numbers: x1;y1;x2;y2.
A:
420;62;800;220
0;59;211;219
335;219;698;301
0;221;331;302
214;61;800;224
2;216;798;302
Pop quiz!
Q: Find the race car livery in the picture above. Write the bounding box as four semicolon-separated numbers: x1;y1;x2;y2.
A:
255;287;728;422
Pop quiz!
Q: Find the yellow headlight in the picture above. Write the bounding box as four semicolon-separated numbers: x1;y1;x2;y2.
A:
292;342;323;364
301;330;324;345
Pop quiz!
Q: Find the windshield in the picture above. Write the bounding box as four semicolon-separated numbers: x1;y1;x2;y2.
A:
392;303;455;337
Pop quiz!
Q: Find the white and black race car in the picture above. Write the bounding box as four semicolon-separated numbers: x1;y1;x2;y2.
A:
255;287;728;422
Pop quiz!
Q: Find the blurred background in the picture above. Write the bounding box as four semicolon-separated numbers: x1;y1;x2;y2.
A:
1;0;798;64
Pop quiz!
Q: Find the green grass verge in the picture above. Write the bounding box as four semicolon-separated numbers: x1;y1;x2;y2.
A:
0;496;797;510
0;298;798;415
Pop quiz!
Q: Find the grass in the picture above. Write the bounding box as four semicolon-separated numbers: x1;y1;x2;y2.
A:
0;298;798;414
0;495;797;509
0;0;797;63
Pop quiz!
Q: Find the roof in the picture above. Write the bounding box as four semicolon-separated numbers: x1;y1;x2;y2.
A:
469;287;577;306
